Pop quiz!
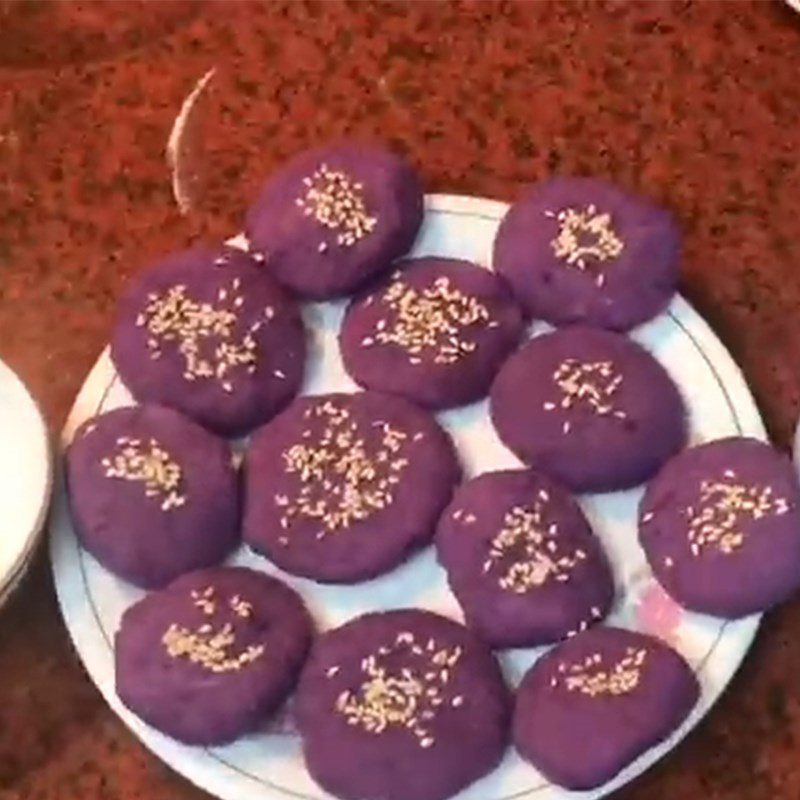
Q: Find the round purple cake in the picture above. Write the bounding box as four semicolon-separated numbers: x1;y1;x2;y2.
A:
245;143;424;299
340;258;524;410
111;246;305;437
494;177;681;331
295;609;510;800
115;567;313;745
639;437;800;618
436;469;614;648
513;626;699;790
67;404;239;588
243;392;460;583
490;327;687;493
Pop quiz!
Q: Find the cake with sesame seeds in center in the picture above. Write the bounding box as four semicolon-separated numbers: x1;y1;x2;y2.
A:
295;609;510;800
513;626;699;790
245;143;424;299
115;566;313;745
639;437;800;618
243;391;460;583
436;469;614;648
494;176;681;332
490;327;687;493
340;257;524;410
66;404;240;589
111;246;305;438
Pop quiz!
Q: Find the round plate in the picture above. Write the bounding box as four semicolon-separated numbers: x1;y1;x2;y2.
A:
0;358;51;604
51;194;766;800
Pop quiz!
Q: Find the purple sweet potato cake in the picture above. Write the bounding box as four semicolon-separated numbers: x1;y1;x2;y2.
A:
513;626;699;790
67;404;239;589
340;258;524;410
243;392;460;583
490;327;686;493
245;143;424;299
639;437;800;618
111;246;305;437
115;567;313;745
436;469;614;648
296;609;510;800
494;177;681;331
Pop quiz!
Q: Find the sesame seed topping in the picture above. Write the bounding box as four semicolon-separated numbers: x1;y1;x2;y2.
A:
103;437;186;511
140;281;267;391
296;165;377;247
549;204;624;274
369;276;492;365
279;401;410;534
549;359;626;425
487;502;585;593
229;595;253;618
335;631;462;748
642;512;654;523
553;646;647;698
686;475;789;555
162;588;264;673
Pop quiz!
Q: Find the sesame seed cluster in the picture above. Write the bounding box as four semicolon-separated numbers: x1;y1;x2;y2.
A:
547;204;624;283
276;400;412;537
543;358;627;434
552;646;647;697
101;436;186;511
334;630;463;748
469;491;587;594
137;279;274;394
362;275;493;366
161;586;263;674
296;164;377;249
685;471;790;556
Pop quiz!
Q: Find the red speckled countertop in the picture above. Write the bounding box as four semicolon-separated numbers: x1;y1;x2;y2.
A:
1;2;800;798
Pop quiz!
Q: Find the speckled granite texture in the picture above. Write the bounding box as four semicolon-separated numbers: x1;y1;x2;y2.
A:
1;1;799;798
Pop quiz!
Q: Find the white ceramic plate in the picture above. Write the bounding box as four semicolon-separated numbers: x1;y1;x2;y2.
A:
0;358;51;605
51;194;766;800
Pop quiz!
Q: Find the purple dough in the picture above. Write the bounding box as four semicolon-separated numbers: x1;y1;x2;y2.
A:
243;392;460;583
67;404;239;589
639;437;800;618
115;566;313;745
296;609;510;800
494;177;681;331
436;469;614;648
490;327;687;493
513;626;699;790
340;258;524;410
245;143;424;299
111;246;305;437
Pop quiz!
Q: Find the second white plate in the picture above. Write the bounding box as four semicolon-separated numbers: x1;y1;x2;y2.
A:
0;358;51;605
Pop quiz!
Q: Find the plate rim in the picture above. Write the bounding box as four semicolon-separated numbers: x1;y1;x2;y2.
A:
50;192;765;800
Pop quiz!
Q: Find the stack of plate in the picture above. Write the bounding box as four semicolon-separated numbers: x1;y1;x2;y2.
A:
0;358;51;608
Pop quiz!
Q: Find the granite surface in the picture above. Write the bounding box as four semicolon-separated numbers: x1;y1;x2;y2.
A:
1;1;800;798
